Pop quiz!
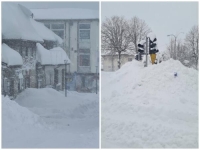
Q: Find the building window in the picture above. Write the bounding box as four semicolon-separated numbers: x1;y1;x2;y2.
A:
128;58;133;61
44;23;50;29
52;30;64;39
22;47;26;58
79;23;90;39
80;55;90;66
51;23;65;39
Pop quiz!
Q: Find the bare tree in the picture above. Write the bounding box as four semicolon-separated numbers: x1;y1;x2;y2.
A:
128;16;151;53
185;25;199;69
101;16;131;69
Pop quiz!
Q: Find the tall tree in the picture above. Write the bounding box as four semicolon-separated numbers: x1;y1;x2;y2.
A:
185;25;199;69
128;17;151;53
101;16;131;69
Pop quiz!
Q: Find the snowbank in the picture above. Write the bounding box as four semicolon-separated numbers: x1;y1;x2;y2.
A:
2;43;23;66
31;8;99;20
2;96;42;134
36;43;70;65
3;88;99;148
102;59;198;148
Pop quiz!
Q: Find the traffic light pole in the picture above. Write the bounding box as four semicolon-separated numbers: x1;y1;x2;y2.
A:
145;37;148;67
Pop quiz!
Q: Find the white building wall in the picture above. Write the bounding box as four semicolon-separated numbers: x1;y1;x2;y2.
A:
102;55;135;72
68;21;78;73
90;20;99;73
36;19;99;73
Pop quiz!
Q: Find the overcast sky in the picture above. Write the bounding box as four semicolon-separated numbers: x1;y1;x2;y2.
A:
102;2;198;51
14;2;99;10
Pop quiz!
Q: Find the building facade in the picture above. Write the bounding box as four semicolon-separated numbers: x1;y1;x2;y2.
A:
32;8;99;92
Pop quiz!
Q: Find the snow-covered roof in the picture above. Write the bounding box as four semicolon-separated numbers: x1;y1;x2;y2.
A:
2;43;23;66
30;19;63;44
31;8;99;20
2;3;43;42
2;3;63;44
36;43;71;65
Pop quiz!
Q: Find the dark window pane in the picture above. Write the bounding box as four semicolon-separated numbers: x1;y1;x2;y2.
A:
44;23;50;29
80;55;90;66
79;24;90;29
52;30;64;39
79;30;90;39
51;24;64;29
79;49;90;53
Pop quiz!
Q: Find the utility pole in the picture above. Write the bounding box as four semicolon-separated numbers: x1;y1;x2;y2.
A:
167;32;184;60
145;37;148;67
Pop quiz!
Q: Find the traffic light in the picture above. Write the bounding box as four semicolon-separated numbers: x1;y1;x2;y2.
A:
135;53;142;61
138;44;144;53
149;38;159;54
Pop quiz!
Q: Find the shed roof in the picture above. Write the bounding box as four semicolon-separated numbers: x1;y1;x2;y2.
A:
2;43;23;66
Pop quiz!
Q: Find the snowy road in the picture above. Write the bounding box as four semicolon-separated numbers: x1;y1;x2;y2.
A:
2;88;99;148
101;59;198;148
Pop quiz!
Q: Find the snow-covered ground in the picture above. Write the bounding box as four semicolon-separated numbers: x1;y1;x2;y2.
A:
2;88;99;148
101;59;198;148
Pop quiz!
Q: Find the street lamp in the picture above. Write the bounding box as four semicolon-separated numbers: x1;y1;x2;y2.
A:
64;60;68;97
167;32;184;60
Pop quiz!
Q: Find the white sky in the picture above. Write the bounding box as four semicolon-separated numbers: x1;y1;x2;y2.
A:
12;2;99;10
102;2;198;51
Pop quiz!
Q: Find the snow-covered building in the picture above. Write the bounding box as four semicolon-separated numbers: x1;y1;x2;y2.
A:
2;3;70;98
101;50;135;72
31;8;99;92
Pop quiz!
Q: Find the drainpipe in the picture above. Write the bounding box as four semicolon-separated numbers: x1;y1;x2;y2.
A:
68;21;71;72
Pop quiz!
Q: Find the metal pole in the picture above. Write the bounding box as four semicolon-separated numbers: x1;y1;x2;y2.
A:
65;63;66;97
66;63;68;97
145;37;148;67
175;37;177;60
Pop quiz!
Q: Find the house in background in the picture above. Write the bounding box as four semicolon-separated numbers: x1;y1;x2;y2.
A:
31;8;99;92
2;3;70;98
101;50;135;72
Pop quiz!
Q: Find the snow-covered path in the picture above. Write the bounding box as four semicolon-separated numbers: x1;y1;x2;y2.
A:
101;59;198;148
2;88;99;148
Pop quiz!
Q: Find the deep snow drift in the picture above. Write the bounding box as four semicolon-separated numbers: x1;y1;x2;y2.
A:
2;88;99;148
101;59;198;148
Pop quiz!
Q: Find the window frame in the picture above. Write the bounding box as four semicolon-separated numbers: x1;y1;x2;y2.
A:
79;23;91;40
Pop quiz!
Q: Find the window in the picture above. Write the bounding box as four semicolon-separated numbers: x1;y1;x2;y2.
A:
44;23;50;29
128;58;133;61
28;48;32;57
80;55;90;66
22;47;26;57
51;23;65;39
52;24;64;29
79;23;90;39
53;30;64;39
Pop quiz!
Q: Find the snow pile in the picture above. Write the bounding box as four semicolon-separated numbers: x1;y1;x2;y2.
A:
2;43;23;66
102;59;198;148
30;19;63;44
2;88;99;148
2;96;42;133
31;8;99;20
36;43;70;65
